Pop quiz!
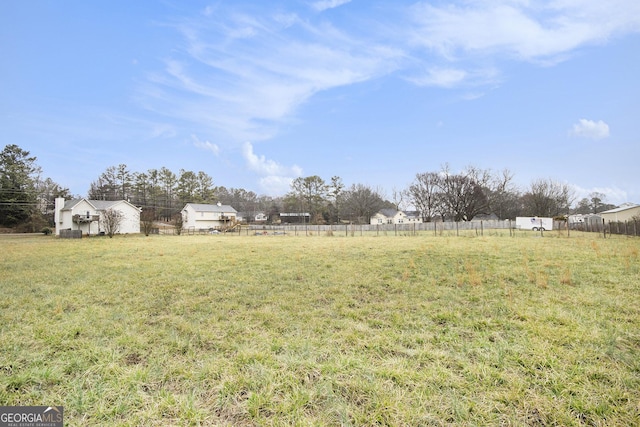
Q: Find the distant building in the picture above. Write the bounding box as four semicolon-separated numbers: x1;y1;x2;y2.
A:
237;212;269;223
370;209;423;225
599;203;640;223
568;213;602;225
279;212;310;224
54;197;141;236
181;202;237;230
254;212;269;222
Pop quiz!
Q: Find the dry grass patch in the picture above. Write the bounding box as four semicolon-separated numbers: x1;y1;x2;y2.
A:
0;232;639;425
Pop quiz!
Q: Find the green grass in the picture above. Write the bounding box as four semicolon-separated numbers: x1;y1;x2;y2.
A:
0;232;639;425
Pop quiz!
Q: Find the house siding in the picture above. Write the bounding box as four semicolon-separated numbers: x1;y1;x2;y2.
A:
370;210;421;225
54;198;141;236
182;203;238;230
56;199;98;236
600;205;640;223
106;201;141;234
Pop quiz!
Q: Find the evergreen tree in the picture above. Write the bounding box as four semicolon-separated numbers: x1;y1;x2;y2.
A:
0;144;41;226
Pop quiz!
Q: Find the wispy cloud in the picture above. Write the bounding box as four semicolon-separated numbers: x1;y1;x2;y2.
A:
410;1;640;62
570;119;610;140
572;184;628;205
407;67;467;88
143;7;400;144
242;142;302;194
192;134;220;155
141;1;640;140
406;66;500;88
311;0;352;12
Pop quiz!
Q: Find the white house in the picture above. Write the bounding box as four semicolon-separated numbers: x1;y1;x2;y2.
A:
568;213;602;225
54;197;141;236
600;203;640;223
181;202;237;230
370;209;423;225
236;211;268;223
254;212;268;222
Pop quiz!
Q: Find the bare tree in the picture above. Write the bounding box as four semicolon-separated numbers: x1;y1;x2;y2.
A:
140;208;155;236
438;164;490;221
340;184;388;224
173;212;183;235
486;169;520;219
390;186;407;211
408;172;441;222
523;179;574;217
35;176;70;216
102;208;123;238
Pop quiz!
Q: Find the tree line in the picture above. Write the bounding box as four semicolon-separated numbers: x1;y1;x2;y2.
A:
0;143;617;230
88;161;614;224
282;165;613;224
86;165;395;224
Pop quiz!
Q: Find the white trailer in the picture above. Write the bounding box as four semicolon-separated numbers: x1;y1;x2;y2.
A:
515;216;553;231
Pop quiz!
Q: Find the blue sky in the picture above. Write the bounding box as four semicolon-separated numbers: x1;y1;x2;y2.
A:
2;1;639;205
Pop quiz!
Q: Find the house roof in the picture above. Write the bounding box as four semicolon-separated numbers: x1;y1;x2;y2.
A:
61;199;81;210
62;198;140;211
183;203;237;213
600;204;639;214
91;200;124;210
378;209;402;218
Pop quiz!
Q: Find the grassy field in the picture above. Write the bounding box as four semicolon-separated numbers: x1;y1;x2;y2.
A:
0;232;639;426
